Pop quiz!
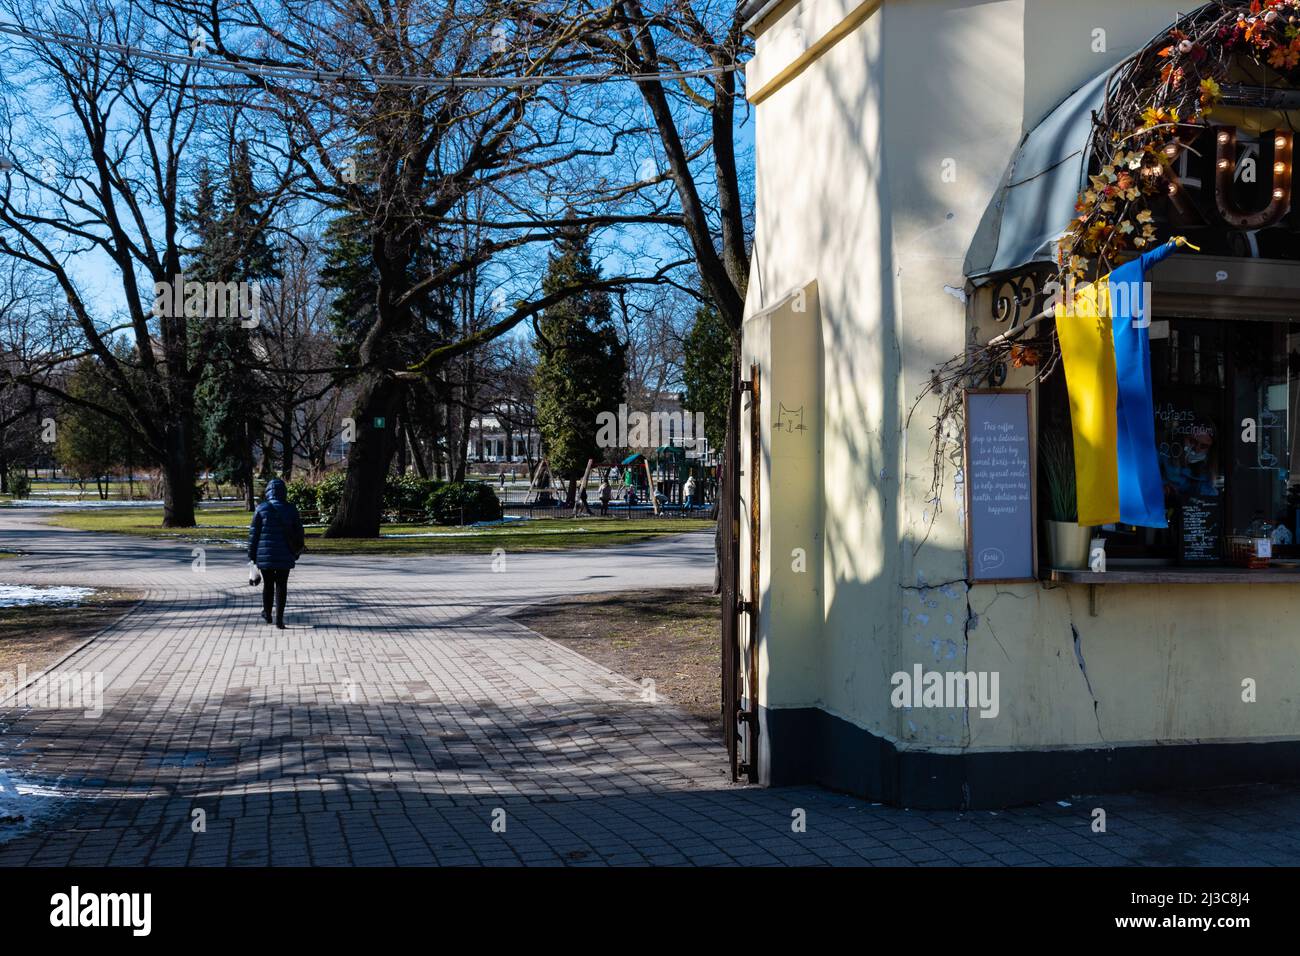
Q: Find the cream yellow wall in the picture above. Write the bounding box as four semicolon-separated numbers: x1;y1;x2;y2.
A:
743;0;1300;756
741;284;825;772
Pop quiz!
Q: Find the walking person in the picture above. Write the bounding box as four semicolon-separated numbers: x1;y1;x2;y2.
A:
683;474;697;511
598;477;612;517
248;477;306;629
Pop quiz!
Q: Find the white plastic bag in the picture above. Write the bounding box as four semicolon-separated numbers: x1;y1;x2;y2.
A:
248;561;262;586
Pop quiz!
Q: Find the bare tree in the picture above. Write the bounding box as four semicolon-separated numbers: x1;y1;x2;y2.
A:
0;0;295;525
155;0;685;536
252;233;344;480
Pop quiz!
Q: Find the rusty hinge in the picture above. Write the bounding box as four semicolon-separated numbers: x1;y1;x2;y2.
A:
739;379;754;393
737;600;754;614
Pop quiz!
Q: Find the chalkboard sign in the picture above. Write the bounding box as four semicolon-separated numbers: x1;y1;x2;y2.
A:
1177;494;1222;564
963;390;1036;582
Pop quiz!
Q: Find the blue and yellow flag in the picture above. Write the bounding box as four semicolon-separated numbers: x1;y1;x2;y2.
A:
1055;238;1190;528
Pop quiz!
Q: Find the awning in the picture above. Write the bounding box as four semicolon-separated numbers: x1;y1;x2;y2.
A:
965;67;1111;280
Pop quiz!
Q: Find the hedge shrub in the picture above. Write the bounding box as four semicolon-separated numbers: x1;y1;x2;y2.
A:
6;468;30;499
314;471;348;521
426;481;502;526
285;477;317;514
384;474;443;516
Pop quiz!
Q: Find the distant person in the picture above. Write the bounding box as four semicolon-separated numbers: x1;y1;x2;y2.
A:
598;478;612;516
683;475;697;511
575;485;593;516
248;477;306;629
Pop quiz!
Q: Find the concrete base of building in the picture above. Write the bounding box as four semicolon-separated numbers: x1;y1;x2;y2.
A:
762;706;1300;809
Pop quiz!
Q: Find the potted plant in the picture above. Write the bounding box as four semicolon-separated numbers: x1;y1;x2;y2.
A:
1039;428;1092;570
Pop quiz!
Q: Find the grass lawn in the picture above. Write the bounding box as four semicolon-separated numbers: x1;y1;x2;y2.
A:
509;588;722;733
0;589;141;683
49;506;714;555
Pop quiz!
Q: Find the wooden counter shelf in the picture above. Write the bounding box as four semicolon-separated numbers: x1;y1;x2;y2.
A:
1046;566;1300;584
1042;564;1300;615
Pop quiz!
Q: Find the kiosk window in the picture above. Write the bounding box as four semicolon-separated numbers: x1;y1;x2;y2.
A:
1041;318;1300;562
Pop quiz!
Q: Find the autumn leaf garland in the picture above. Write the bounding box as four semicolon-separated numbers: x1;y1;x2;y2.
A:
1060;0;1300;282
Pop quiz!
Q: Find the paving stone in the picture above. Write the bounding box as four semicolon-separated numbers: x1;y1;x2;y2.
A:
3;511;1300;866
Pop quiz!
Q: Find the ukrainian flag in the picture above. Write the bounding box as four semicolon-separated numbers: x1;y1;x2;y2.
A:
1055;238;1192;528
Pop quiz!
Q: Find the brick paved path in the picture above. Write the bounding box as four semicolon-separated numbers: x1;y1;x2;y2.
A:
2;507;1300;866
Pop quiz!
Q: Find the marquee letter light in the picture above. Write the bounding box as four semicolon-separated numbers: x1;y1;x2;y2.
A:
1213;125;1293;229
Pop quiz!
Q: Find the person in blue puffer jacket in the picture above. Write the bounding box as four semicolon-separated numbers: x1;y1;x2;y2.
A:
247;477;306;629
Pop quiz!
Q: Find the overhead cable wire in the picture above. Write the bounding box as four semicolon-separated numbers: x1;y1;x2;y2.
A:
0;21;742;88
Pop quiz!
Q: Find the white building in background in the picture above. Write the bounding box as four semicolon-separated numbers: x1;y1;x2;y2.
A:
467;393;715;466
468;414;537;464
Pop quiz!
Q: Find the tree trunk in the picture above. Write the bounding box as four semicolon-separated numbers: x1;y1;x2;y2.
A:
454;397;471;482
324;373;403;538
243;421;256;511
406;416;429;479
397;407;408;475
161;418;197;527
715;335;742;594
280;408;294;480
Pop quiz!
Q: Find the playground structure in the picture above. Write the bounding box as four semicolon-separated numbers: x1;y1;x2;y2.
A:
519;449;717;518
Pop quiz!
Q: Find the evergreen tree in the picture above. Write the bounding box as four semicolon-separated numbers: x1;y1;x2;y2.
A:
320;207;379;369
682;301;734;455
180;161;223;282
320;181;455;477
533;229;627;502
56;357;132;499
188;145;279;507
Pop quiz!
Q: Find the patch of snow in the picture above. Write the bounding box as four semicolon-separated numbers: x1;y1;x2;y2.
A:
381;526;589;539
0;768;65;838
0;586;94;608
4;498;164;508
